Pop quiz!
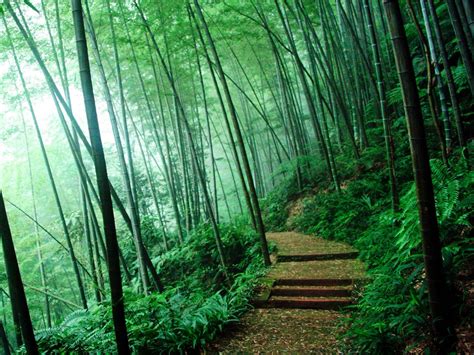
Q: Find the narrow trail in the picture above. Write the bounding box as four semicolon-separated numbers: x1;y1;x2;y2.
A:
206;232;366;353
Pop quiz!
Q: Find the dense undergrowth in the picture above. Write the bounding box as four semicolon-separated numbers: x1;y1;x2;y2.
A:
258;7;474;350
263;140;473;352
34;223;266;353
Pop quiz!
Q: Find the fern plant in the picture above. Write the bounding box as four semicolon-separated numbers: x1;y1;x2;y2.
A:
344;158;473;352
33;223;266;354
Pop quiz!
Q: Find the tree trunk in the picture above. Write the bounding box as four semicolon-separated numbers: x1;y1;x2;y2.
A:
193;0;271;266
420;0;452;152
364;0;399;211
0;192;39;355
427;0;469;161
18;103;52;325
384;1;455;350
6;0;147;263
70;0;130;352
188;4;258;230
135;0;230;278
0;321;11;355
84;1;151;293
462;0;474;37
456;0;474;53
446;0;474;96
407;0;448;164
122;2;185;244
4;14;88;310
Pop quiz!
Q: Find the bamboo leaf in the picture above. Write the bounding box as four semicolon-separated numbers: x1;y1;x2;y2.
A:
24;0;40;13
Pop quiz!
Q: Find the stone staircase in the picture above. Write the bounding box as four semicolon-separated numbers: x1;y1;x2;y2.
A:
255;277;357;310
253;238;363;310
268;279;355;310
277;252;359;262
208;232;367;353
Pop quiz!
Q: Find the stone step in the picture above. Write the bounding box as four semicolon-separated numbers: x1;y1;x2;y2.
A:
277;252;358;262
275;284;352;290
271;287;352;298
275;278;357;287
261;297;353;310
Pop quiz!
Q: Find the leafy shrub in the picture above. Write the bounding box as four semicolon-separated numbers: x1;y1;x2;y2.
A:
36;268;261;353
343;159;473;352
261;164;303;231
290;150;393;243
35;222;266;353
266;144;472;353
154;222;263;291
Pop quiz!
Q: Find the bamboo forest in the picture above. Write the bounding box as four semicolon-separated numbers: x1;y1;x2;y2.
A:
0;0;473;353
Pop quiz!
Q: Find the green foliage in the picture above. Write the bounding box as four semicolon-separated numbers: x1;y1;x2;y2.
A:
343;159;473;352
342;260;429;354
261;174;299;231
262;156;337;231
23;1;39;13
272;142;472;353
35;270;253;353
34;222;266;353
154;222;263;291
289;148;397;243
141;215;176;252
35;267;262;353
2;0;472;352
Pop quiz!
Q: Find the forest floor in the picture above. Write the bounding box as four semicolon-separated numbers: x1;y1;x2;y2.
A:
205;232;366;353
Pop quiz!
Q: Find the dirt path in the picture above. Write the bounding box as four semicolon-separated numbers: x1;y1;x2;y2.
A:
206;232;365;353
